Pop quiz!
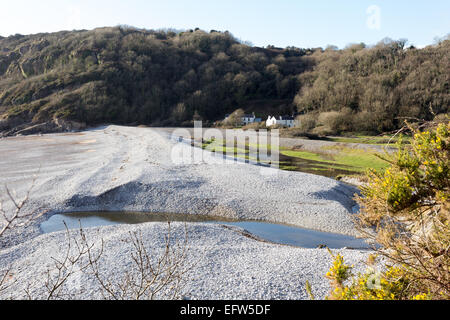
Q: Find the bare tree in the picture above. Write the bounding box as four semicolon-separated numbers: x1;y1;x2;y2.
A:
21;221;192;300
0;270;13;294
85;222;192;300
0;176;46;295
0;176;46;237
42;223;100;300
0;174;193;300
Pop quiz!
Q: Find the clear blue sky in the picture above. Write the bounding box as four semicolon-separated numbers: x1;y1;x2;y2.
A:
0;0;448;48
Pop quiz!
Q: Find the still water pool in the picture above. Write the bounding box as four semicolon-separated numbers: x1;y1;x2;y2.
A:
41;211;373;250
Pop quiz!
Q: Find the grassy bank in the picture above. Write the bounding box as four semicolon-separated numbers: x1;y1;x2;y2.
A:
201;138;390;178
281;147;389;173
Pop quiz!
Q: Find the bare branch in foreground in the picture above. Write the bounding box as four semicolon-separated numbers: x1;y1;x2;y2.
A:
85;222;193;300
23;221;193;300
0;173;45;295
0;174;46;237
43;222;101;300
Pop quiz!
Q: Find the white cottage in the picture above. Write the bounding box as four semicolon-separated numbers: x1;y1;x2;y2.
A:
266;115;297;128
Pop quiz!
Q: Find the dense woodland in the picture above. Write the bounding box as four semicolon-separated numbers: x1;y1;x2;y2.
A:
295;39;449;134
0;26;448;135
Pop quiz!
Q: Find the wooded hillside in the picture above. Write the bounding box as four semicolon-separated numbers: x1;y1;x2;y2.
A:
0;26;448;135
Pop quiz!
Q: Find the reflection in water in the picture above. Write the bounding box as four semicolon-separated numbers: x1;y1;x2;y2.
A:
41;212;373;250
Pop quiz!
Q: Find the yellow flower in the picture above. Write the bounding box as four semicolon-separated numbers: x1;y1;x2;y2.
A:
412;293;429;300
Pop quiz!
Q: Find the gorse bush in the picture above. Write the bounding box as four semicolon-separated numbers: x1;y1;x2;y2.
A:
361;122;449;221
325;251;431;300
325;121;449;300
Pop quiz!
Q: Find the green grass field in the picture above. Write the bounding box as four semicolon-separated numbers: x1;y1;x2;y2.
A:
202;137;390;177
281;147;389;173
